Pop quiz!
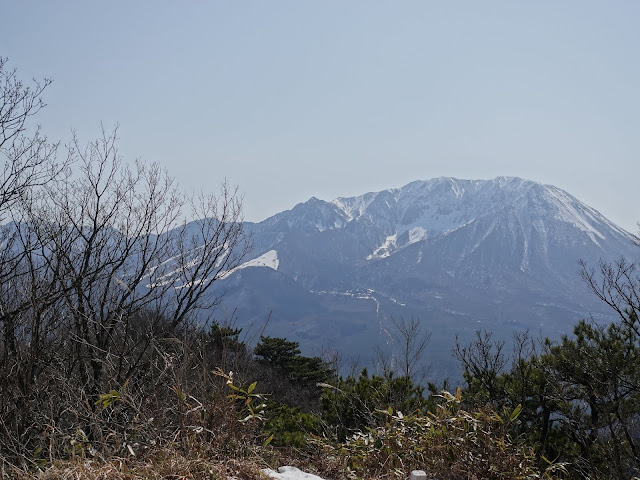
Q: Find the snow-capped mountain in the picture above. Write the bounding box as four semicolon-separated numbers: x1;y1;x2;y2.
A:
214;177;639;379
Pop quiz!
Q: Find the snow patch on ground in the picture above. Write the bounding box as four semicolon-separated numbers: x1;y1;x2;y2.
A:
261;467;327;480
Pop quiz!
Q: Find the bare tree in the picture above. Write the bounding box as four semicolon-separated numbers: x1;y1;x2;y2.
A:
580;257;640;335
0;58;63;370
0;59;67;466
0;58;61;300
315;344;343;380
0;57;58;218
452;330;507;404
378;316;431;384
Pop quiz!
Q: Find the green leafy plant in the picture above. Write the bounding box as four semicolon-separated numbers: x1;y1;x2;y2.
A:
212;367;267;424
96;379;130;409
264;403;321;447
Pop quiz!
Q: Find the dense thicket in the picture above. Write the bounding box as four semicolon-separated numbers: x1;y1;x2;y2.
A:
454;258;640;479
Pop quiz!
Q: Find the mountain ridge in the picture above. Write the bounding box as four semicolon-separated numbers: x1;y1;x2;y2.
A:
247;176;636;261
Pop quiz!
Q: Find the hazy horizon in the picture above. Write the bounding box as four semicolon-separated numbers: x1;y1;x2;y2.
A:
2;1;638;232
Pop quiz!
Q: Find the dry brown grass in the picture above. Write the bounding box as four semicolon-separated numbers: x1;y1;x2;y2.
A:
1;444;347;480
2;448;269;480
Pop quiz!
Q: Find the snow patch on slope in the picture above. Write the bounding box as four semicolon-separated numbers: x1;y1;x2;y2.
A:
409;226;428;243
367;234;397;260
545;187;605;241
366;227;428;260
218;250;279;280
331;191;379;221
236;249;279;271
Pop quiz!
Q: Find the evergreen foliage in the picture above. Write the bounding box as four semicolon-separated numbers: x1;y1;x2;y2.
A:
209;321;244;354
263;404;322;447
254;336;333;385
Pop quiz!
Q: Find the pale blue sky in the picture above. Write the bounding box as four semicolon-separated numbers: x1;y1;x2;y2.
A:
2;1;639;232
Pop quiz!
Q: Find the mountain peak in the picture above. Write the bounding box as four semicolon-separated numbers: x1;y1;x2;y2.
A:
221;176;639;379
326;176;635;258
259;177;634;252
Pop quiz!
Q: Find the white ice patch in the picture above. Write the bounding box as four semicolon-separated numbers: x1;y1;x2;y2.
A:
172;250;279;287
